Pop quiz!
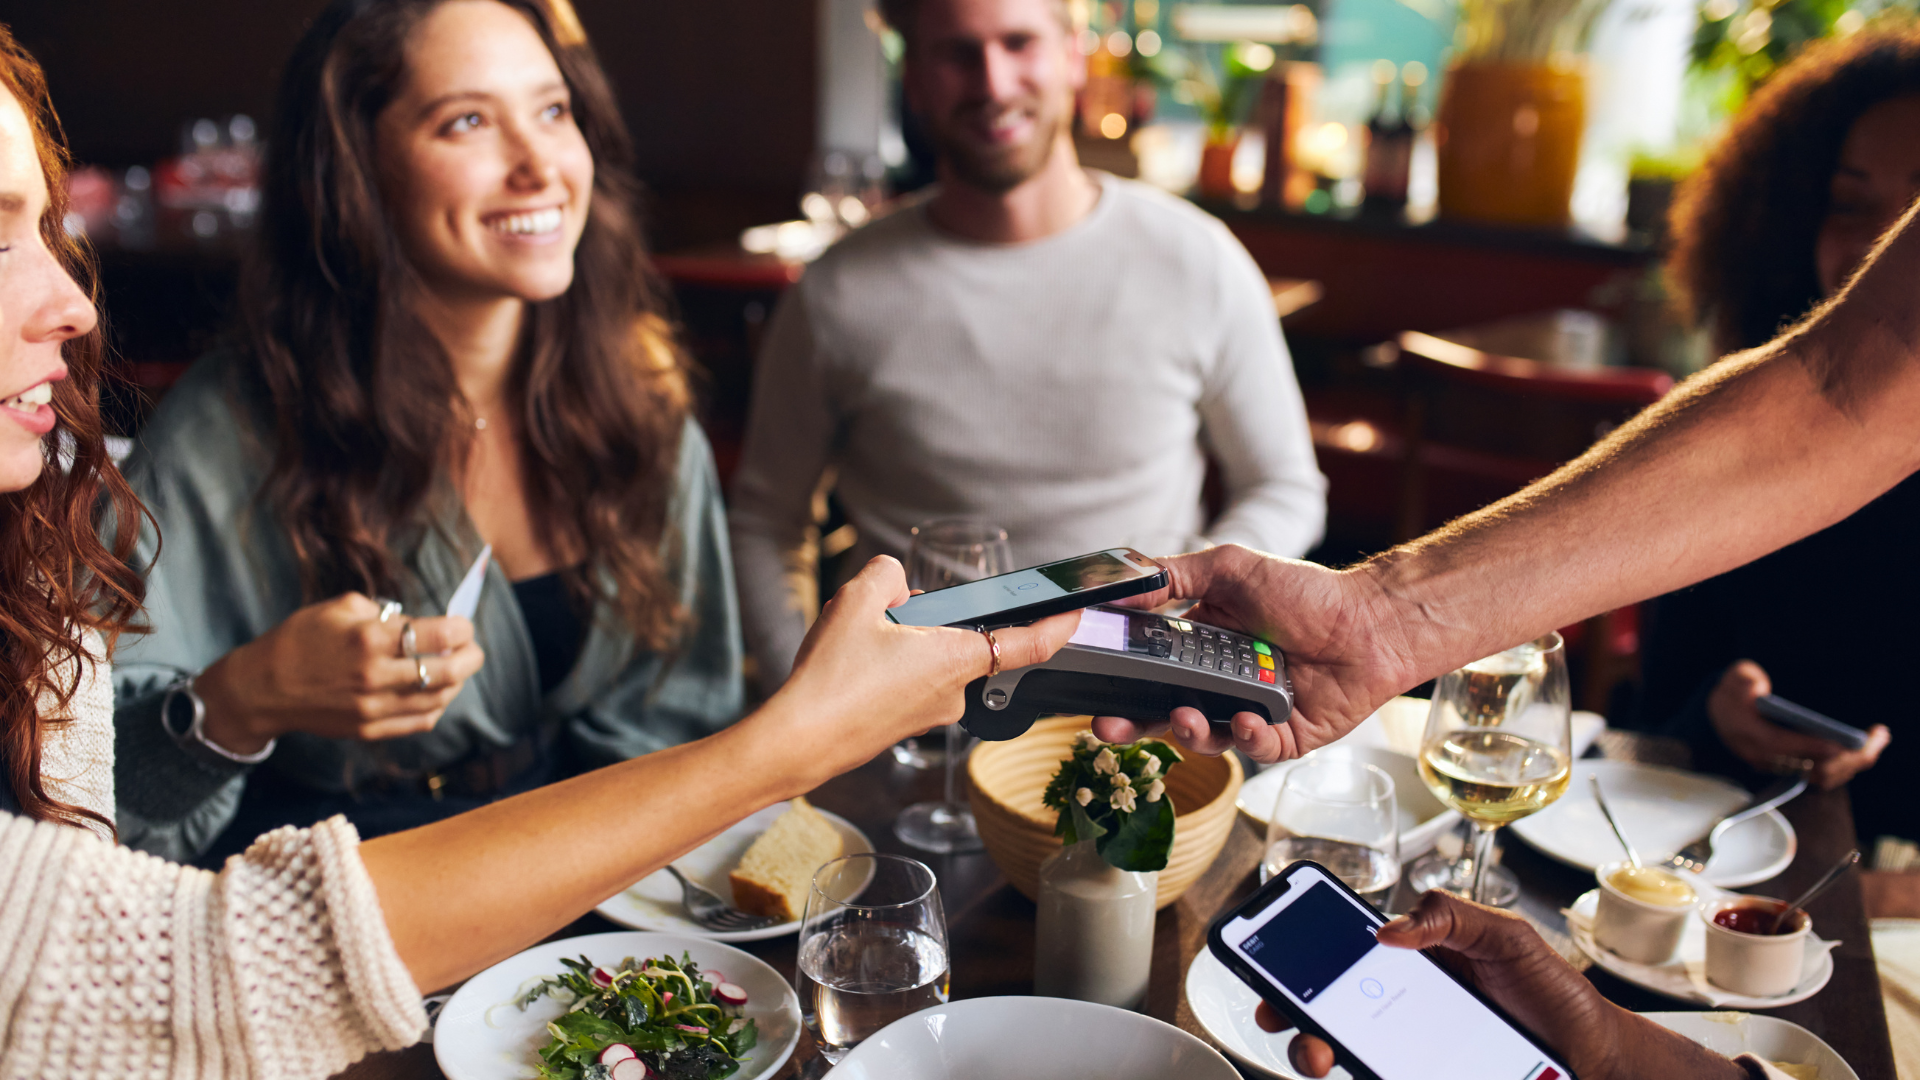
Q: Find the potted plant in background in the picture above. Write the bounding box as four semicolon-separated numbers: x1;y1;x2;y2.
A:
1140;41;1278;198
1431;0;1613;226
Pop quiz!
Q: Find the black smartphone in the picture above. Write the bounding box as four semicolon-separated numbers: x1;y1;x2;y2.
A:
1208;861;1577;1080
1756;694;1870;751
884;548;1169;631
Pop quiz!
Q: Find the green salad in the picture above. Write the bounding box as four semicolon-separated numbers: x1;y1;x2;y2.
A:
516;953;759;1080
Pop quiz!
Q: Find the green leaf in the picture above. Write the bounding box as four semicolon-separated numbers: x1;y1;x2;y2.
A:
1138;741;1183;771
1063;799;1109;847
1096;795;1176;872
724;1018;759;1057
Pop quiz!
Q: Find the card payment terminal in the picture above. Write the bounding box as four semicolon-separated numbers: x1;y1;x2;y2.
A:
961;605;1295;741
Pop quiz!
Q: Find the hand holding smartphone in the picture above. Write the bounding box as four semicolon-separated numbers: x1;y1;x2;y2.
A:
1209;862;1577;1080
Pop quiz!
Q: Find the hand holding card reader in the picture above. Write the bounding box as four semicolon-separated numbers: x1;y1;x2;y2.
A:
961;605;1296;741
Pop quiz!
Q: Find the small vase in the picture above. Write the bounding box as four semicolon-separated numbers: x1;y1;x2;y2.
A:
1197;133;1242;200
1435;60;1586;227
1033;839;1159;1009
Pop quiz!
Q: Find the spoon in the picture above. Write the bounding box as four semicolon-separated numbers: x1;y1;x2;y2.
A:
1770;848;1860;934
1589;774;1641;869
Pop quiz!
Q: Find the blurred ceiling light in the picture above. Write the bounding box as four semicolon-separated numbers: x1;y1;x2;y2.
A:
1835;8;1866;32
1137;29;1164;55
838;196;871;226
1078;28;1102;54
1402;60;1428;86
1329;421;1381;453
1135;0;1160;20
1311;121;1348;154
1107;29;1134;56
800;191;835;224
1100;112;1130;139
1371;58;1397;83
1702;0;1736;19
1171;4;1317;44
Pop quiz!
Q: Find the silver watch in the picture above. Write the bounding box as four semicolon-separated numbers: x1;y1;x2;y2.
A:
162;674;275;766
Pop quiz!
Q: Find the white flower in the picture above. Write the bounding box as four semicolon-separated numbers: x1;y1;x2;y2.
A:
1145;778;1166;803
1075;787;1094;806
1110;786;1138;813
1140;755;1162;777
1092;748;1119;775
1111;773;1133;789
1073;730;1102;751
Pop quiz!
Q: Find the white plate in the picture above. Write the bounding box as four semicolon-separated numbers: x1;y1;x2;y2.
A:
1565;890;1837;1007
1333;697;1606;762
433;930;801;1080
1238;745;1460;862
1185;948;1353;1079
1511;760;1796;888
1643;1011;1861;1080
821;996;1239;1079
595;801;872;941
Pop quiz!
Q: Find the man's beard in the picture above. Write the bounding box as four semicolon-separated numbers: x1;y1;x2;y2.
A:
927;95;1070;195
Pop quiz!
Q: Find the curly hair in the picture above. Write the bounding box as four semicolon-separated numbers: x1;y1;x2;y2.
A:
1668;21;1920;353
0;25;148;832
248;0;691;649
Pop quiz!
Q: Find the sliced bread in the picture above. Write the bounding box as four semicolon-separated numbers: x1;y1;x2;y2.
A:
728;796;845;922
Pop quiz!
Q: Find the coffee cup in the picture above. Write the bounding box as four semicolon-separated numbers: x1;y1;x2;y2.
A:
1592;861;1696;964
1701;896;1809;997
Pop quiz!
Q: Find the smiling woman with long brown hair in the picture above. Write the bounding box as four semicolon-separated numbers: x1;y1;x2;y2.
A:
111;0;744;862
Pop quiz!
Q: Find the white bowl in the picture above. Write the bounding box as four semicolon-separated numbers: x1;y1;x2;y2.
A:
1593;860;1697;965
1240;744;1459;860
820;996;1239;1080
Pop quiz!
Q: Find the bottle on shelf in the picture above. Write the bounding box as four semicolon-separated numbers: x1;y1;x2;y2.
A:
1362;60;1417;214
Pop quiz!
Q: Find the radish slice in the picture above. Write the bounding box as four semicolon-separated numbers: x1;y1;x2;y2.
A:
673;1023;708;1034
712;982;748;1007
610;1058;647;1080
590;967;615;988
661;991;673;1006
598;1044;636;1066
702;971;727;987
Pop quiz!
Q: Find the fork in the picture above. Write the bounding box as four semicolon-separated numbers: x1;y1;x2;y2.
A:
664;865;779;932
1661;773;1808;875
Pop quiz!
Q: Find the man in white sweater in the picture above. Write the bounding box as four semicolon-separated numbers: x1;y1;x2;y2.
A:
729;0;1327;686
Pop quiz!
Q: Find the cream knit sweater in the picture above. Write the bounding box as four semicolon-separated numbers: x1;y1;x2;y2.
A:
0;813;427;1079
34;630;116;842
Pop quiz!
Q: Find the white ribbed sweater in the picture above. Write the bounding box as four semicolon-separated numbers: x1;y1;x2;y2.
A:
0;814;426;1079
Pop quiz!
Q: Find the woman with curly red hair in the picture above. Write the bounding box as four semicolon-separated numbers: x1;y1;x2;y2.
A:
1636;21;1920;900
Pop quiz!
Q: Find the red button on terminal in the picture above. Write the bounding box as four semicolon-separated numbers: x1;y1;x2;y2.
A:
1258;670;1275;684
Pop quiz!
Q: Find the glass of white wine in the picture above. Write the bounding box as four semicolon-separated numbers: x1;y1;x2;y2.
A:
1416;633;1572;906
1262;756;1401;910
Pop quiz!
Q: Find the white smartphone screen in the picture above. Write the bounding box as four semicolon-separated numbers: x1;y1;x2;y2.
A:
1218;867;1573;1080
887;549;1157;628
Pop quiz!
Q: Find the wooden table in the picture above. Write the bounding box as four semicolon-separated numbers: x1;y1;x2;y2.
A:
340;750;1896;1080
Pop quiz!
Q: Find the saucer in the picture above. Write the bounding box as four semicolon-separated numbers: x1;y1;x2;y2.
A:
1565;889;1836;1007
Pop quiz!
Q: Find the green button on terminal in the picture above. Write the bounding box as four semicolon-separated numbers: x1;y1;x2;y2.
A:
1252;641;1272;656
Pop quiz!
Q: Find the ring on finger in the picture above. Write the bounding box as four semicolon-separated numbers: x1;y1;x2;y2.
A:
399;621;418;659
416;657;432;692
376;599;403;623
981;628;1000;678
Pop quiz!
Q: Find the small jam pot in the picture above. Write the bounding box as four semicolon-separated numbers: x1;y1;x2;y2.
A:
1701;896;1810;997
1593;861;1696;964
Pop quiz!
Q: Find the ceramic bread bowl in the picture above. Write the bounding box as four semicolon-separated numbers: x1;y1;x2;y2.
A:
968;715;1244;909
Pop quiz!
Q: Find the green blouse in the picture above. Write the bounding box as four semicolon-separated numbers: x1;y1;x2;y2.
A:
113;354;745;861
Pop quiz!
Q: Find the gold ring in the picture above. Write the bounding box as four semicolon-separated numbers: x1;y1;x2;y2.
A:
981;628;1001;678
416;658;431;691
377;599;403;623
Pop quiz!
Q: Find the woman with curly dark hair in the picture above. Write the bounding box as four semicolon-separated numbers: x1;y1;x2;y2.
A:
1637;21;1920;901
110;0;744;863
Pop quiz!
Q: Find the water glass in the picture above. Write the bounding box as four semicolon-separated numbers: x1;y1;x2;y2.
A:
1262;756;1401;909
797;853;950;1063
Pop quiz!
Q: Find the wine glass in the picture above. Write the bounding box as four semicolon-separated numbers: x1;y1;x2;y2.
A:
1413;632;1572;906
1262;756;1401;910
894;518;1013;853
797;853;950;1063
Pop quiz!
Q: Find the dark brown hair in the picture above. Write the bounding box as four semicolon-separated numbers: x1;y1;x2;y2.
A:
0;24;147;832
247;0;690;647
1668;21;1920;352
878;0;1074;42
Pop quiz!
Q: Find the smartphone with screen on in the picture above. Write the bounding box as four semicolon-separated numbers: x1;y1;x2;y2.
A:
1208;861;1578;1080
884;548;1169;631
